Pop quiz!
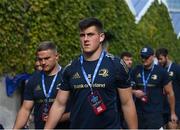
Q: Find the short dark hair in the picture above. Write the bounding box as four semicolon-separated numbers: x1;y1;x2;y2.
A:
120;51;132;59
36;41;57;53
79;17;104;32
155;48;168;58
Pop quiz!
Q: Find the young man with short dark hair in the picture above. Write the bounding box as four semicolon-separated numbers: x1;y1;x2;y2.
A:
156;48;180;129
45;17;137;129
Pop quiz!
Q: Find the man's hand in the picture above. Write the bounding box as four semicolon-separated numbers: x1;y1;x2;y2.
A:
133;90;145;98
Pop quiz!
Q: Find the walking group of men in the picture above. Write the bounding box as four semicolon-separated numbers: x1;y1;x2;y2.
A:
12;17;180;129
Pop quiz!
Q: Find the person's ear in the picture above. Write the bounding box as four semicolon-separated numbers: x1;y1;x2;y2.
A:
100;33;105;43
56;53;59;61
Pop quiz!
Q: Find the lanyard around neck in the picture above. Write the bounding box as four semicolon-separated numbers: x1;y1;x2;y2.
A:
142;65;154;93
80;50;105;94
42;65;61;98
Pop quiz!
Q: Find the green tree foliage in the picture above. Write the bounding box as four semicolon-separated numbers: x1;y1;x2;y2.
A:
0;0;179;75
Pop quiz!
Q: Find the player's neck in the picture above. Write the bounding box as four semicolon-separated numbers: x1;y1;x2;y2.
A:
46;63;60;76
144;62;154;70
166;60;172;68
84;47;103;61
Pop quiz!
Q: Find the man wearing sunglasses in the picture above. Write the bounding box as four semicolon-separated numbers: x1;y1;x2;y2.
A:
131;46;177;129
